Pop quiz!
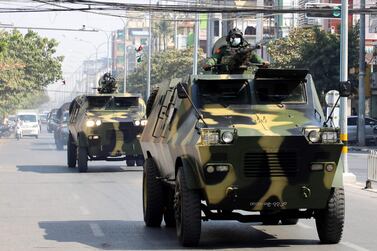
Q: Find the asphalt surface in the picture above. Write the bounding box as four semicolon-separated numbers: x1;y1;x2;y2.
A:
0;128;376;251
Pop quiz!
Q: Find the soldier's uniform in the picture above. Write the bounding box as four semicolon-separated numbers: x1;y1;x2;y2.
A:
203;28;266;74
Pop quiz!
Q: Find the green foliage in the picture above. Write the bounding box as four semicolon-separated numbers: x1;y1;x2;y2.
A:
267;26;359;96
127;48;204;97
0;30;63;115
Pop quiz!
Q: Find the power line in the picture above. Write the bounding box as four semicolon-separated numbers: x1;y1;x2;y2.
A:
0;25;98;32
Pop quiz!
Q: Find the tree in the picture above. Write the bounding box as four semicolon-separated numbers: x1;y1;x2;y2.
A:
153;19;174;51
0;30;63;115
127;47;204;97
267;26;359;97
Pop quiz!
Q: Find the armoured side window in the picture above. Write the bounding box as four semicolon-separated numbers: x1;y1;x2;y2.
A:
153;89;174;138
161;89;178;138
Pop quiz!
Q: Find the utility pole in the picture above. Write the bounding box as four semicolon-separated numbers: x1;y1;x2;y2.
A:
193;0;199;75
147;0;152;98
256;0;264;57
120;18;128;93
174;14;178;49
340;0;355;182
206;12;212;57
358;0;366;146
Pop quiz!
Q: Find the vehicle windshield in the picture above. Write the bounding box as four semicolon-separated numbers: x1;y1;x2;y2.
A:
254;80;306;104
197;79;251;108
87;96;139;110
18;115;37;122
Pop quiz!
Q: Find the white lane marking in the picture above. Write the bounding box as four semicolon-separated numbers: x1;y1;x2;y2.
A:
297;222;313;229
79;206;90;215
89;223;104;237
72;193;80;201
341;242;370;251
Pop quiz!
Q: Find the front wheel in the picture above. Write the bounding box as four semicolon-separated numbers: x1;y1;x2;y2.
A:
315;188;345;244
143;157;164;227
67;133;77;168
77;143;88;173
175;168;201;247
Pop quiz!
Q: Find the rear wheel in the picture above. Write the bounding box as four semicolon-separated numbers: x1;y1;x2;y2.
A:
143;157;164;227
281;218;299;225
164;188;176;228
67;133;77;168
175;168;201;247
77;141;88;173
126;159;136;167
315;188;345;244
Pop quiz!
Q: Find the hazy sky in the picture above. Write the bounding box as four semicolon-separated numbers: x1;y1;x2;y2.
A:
0;1;157;78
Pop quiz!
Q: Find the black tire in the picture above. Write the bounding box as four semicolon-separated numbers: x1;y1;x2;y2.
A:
136;158;145;167
126;159;136;167
315;187;345;244
77;143;88;173
281;218;299;225
143;157;164;227
164;188;176;228
146;87;159;118
175;168;201;247
261;211;280;225
35;135;38;139
67;133;77;168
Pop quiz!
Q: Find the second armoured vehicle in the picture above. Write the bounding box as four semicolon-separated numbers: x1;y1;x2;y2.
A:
140;69;346;246
67;73;146;172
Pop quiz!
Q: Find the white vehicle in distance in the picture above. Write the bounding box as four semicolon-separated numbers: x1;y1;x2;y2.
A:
16;111;40;139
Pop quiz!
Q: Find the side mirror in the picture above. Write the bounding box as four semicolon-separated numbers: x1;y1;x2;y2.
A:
339;80;352;97
177;83;189;99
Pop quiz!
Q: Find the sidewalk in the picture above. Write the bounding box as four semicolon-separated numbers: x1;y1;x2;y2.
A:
349;145;377;153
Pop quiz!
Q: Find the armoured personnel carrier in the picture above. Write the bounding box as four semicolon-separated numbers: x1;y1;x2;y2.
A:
140;69;346;246
67;73;146;172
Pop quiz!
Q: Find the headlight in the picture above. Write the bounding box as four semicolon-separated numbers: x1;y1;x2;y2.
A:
140;119;148;126
86;120;95;127
308;130;321;143
221;131;234;143
201;129;220;145
134;120;141;126
322;131;338;143
86;119;101;127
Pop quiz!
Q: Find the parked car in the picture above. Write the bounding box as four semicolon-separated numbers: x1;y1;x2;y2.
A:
54;103;70;150
16;110;40;139
47;108;58;133
348;116;377;145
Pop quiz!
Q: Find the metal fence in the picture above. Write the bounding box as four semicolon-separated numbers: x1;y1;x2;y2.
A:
367;150;377;188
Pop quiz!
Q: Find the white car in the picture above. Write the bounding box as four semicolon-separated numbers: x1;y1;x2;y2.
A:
17;112;40;138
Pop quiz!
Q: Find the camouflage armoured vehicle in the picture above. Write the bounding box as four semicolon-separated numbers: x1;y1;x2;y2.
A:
140;69;346;246
67;93;146;172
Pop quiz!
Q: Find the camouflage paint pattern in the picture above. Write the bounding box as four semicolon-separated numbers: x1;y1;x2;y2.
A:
69;93;146;160
140;70;343;212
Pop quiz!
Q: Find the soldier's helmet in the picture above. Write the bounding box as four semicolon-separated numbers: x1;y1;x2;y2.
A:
226;28;244;47
97;72;118;94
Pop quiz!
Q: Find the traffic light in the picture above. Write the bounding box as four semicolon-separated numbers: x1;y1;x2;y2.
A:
305;3;341;19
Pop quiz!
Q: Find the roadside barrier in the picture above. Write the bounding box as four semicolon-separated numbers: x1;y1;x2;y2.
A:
366;150;377;188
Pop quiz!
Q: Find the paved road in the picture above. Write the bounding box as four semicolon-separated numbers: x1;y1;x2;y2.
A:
0;129;376;251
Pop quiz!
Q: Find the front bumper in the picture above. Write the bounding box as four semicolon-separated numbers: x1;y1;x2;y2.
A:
83;122;144;160
21;128;39;135
194;135;343;211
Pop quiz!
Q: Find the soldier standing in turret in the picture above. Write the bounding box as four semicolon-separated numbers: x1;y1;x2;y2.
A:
203;28;269;74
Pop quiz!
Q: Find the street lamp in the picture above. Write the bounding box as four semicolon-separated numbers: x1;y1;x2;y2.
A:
120;18;128;93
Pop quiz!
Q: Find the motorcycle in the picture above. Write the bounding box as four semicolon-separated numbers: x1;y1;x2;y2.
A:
15;125;22;140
